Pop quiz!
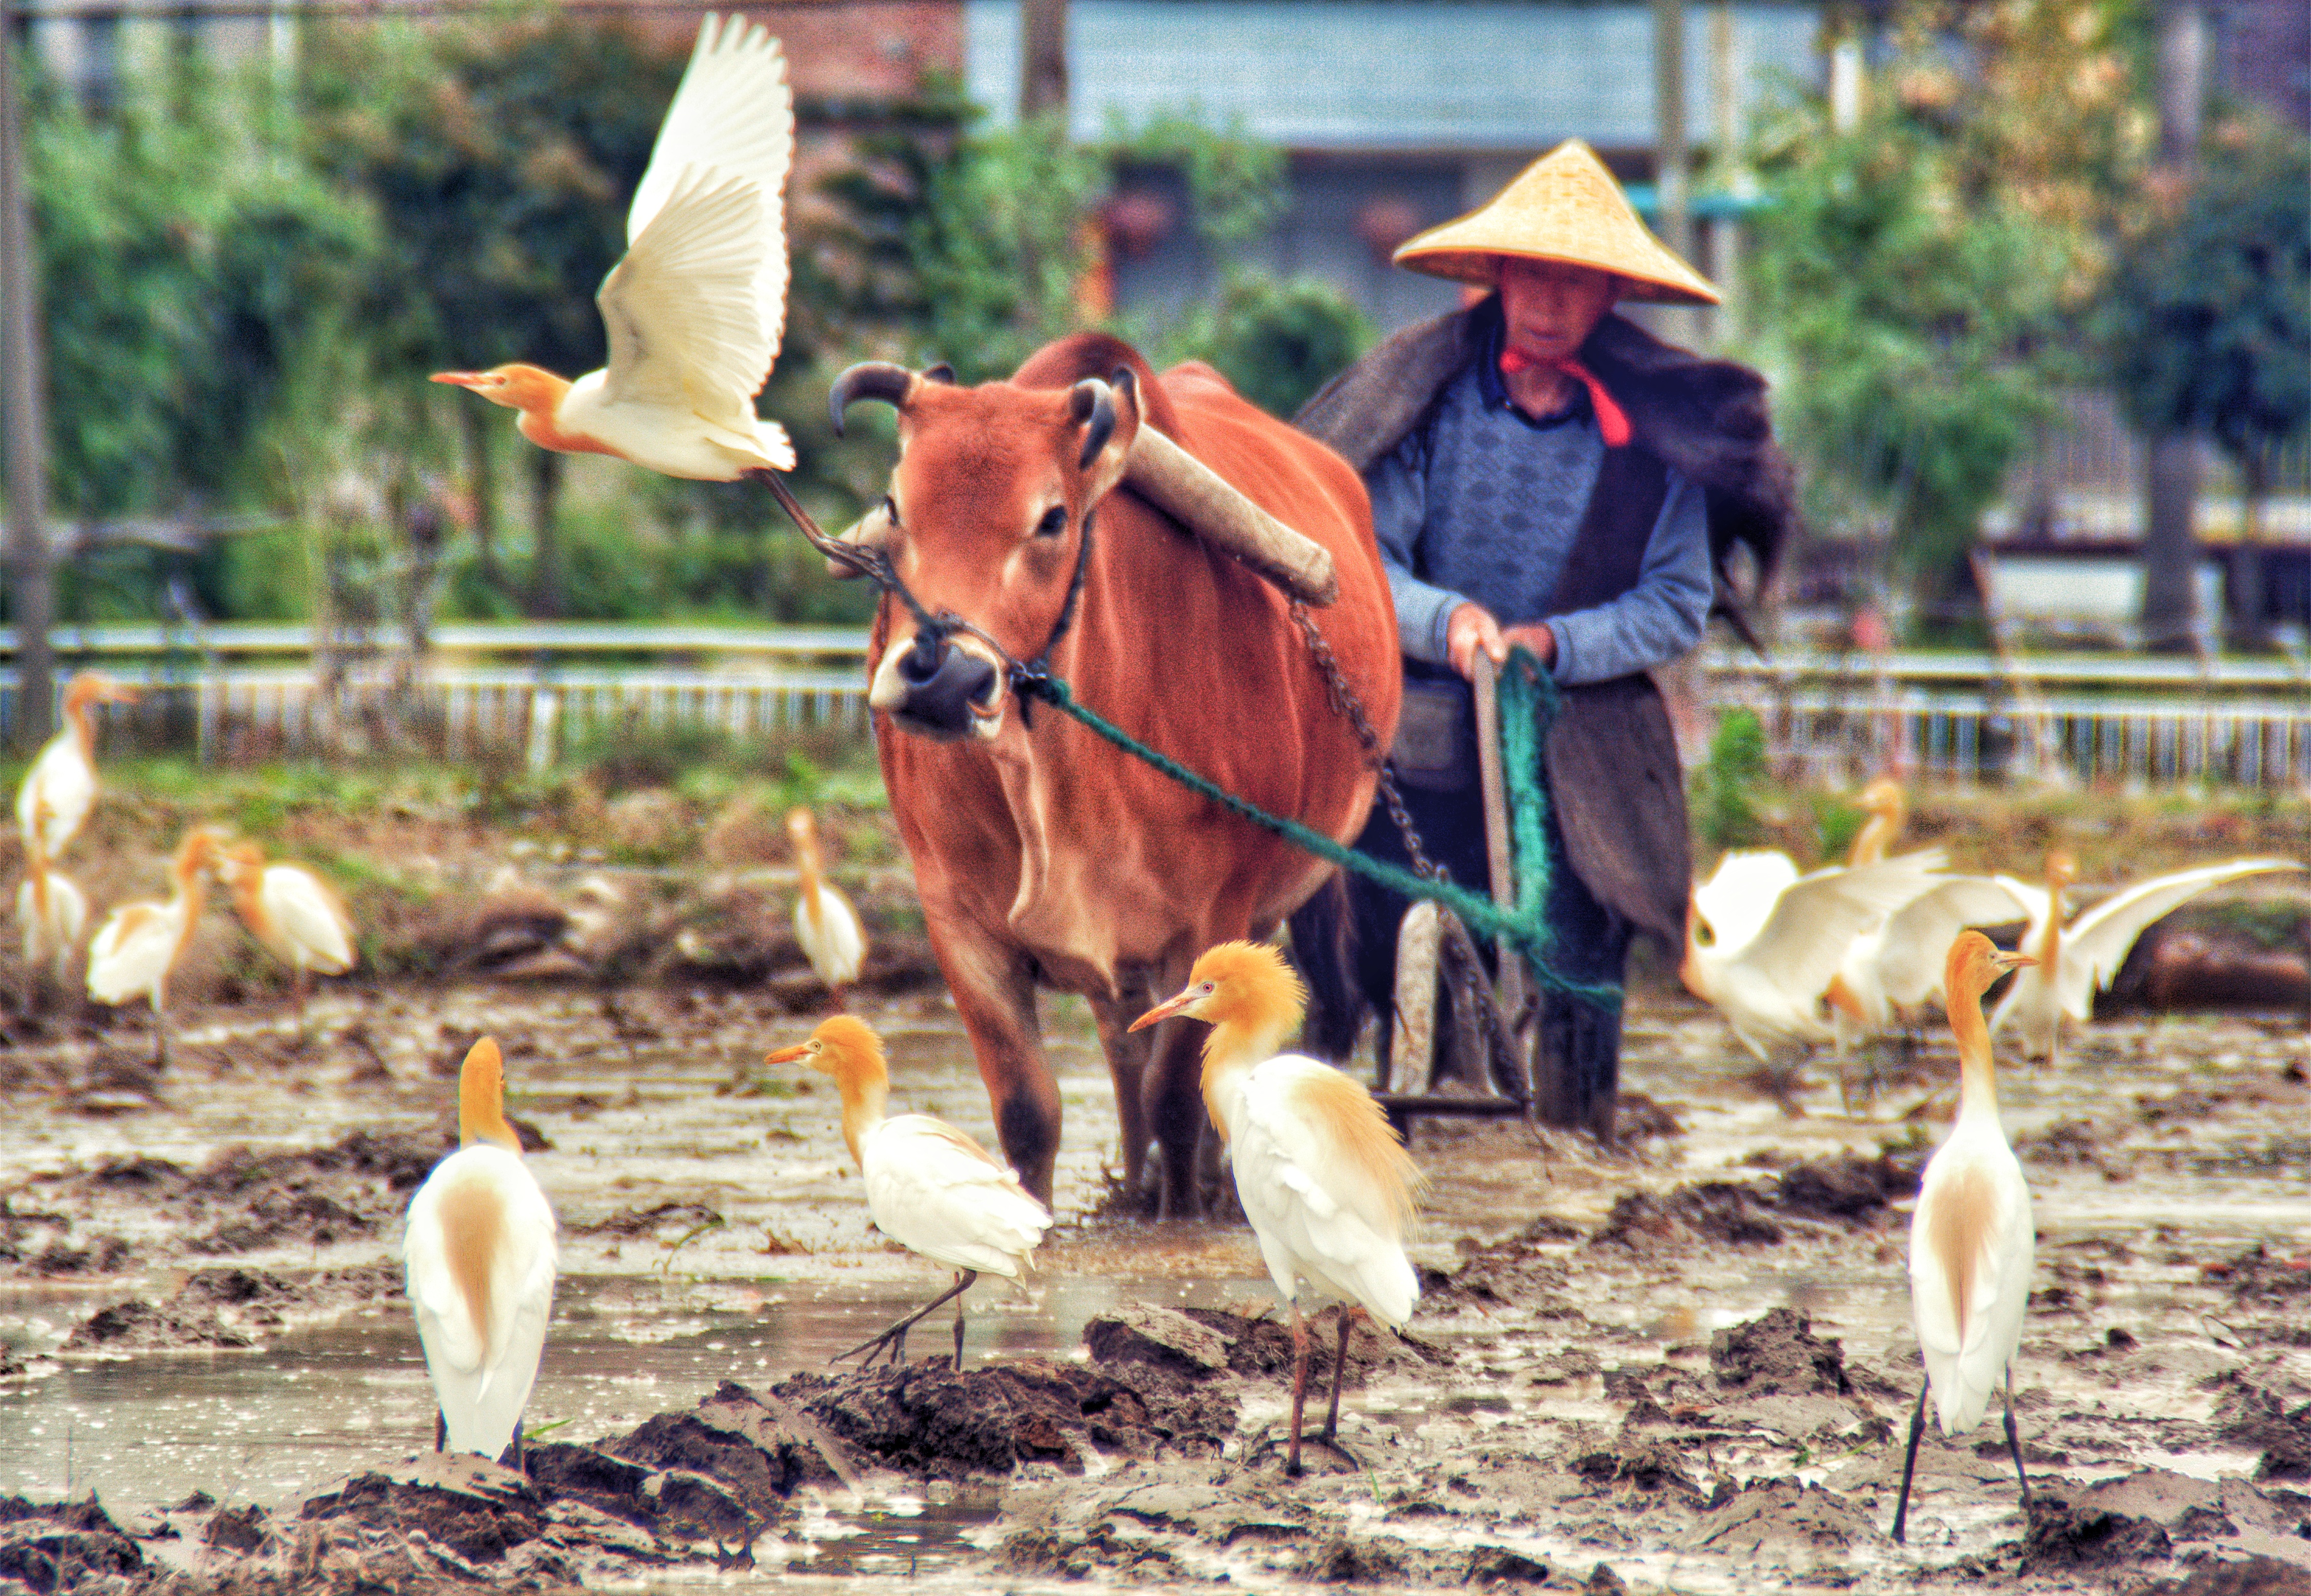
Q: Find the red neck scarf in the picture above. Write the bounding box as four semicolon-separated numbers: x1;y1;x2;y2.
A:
1498;347;1632;448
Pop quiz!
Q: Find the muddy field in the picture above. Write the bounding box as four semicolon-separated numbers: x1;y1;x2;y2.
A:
1;779;2309;1593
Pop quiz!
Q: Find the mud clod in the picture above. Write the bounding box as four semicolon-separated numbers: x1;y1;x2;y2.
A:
1709;1307;1854;1396
2023;1492;2174;1568
1585;1562;1629;1596
1592;1182;1782;1249
1465;1545;1550;1584
0;1497;144;1593
1774;1151;1920;1222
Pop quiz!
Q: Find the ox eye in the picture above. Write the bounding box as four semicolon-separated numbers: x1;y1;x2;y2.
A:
1033;506;1067;540
882;495;901;527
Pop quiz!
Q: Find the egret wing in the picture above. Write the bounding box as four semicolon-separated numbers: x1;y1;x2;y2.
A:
863;1117;1051;1276
1874;875;2035;1009
2060;859;2303;1009
1692;849;1800;955
1229;1058;1420;1326
628;15;791;364
1727;853;1948;1006
599;171;773;415
263;866;356;972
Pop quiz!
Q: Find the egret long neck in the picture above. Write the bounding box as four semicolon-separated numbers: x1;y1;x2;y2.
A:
834;1070;888;1171
1198;1010;1297;1140
459;1046;521;1151
66;695;97;765
2038;868;2066;975
1848;803;1902;866
796;836;825;933
1951;978;2001;1119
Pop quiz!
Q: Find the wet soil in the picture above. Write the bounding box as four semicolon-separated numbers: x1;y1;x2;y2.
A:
2;871;2310;1588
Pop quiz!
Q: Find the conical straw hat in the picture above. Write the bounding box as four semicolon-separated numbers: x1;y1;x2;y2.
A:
1393;139;1719;306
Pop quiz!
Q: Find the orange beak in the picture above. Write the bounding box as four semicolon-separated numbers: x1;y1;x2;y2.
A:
1990;949;2037;972
1128;988;1200;1034
430;371;488;388
763;1042;813;1065
101;682;141;705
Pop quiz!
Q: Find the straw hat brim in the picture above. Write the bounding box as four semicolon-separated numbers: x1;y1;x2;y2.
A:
1392;140;1721;307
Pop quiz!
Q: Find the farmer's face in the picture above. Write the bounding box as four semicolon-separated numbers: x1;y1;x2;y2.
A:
1498;258;1620;362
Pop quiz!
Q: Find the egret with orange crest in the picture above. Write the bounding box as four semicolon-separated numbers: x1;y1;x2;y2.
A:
16;799;87;996
787;807;864;1006
404;1037;559;1465
1892;931;2038;1542
767;1015;1050;1367
1134;941;1422;1477
86;827;221;1066
216;840;356;1041
16;673;136;865
432;14;795;481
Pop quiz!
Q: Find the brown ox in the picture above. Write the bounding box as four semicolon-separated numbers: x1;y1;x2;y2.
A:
830;333;1399;1214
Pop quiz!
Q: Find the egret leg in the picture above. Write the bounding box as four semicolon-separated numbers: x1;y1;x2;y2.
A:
1891;1379;1929;1544
1322;1307;1361;1441
836;1270;976;1368
1284;1304;1310;1479
294;970;311;1048
154;1005;172;1071
434;1411;447;1453
951;1290;967;1370
2001;1364;2033;1514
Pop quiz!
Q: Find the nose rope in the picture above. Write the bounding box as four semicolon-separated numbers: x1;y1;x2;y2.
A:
755;470;1097;728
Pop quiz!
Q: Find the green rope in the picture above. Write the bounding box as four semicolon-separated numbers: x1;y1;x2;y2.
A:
1023;645;1620;1010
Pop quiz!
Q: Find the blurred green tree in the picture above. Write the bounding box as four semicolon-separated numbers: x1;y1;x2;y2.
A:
2098;116;2311;648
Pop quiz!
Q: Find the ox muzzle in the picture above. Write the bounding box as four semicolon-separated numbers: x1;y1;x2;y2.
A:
870;626;1005;742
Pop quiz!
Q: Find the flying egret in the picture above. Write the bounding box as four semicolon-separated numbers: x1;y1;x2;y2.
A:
86;827;221;1066
787;807;865;1006
1990;851;2303;1067
432;13;795;481
1826;874;2034;1101
216;840;355;1041
767;1015;1051;1368
404;1036;558;1465
1682;850;1950;1066
16;673;137;865
1892;930;2040;1543
1133;941;1422;1477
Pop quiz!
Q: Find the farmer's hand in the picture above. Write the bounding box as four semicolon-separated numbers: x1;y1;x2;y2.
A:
1448;604;1555;679
1447;603;1502;680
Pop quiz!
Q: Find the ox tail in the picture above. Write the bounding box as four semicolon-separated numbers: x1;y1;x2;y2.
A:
1287;871;1367;1063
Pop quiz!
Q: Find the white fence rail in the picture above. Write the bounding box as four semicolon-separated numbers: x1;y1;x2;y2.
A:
6;628;2311;788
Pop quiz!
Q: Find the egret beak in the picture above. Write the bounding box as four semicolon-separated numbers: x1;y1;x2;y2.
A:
1128;988;1199;1033
430;371;488;388
1990;949;2038;972
101;682;141;705
763;1042;813;1065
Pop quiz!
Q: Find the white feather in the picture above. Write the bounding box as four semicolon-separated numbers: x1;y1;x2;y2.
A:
18;868;86;980
795;880;866;989
87;894;195;1009
1838;875;2034;1028
1216;1055;1420;1329
1908;1113;2034;1433
860;1115;1052;1278
16;733;97;863
254;863;356;975
403;1144;558;1460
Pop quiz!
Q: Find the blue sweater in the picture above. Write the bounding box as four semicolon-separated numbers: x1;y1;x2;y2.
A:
1368;346;1713;685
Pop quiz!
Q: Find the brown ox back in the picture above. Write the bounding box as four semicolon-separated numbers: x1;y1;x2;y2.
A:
865;332;1399;1214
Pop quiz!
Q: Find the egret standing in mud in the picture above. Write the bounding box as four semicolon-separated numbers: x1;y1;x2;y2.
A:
787;807;864;1007
15;673;136;867
768;1015;1051;1367
86;827;221;1067
404;1037;558;1466
216;840;356;1042
1134;941;1422;1477
1892;931;2038;1543
16;798;87;1000
1991;851;2302;1068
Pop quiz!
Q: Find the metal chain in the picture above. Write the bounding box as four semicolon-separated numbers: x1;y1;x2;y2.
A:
1287;601;1527;1104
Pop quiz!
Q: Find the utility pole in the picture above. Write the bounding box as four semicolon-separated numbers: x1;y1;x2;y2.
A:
0;0;55;749
1021;0;1066;121
2140;0;2204;653
1651;0;1695;347
1708;0;1741;346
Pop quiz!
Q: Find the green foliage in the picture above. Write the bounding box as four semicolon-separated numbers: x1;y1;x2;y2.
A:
1104;113;1284;249
1187;274;1373;420
28;52;371;518
1694;710;1768;849
2097;117;2311;483
1746;99;2073;585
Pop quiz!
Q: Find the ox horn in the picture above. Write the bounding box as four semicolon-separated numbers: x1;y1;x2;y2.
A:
1069;378;1117;470
1121;426;1341;608
828;362;918;437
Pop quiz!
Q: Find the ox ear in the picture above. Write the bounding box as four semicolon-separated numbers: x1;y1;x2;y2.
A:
1071;366;1141;506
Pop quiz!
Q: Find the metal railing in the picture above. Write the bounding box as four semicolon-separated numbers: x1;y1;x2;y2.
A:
5;626;2311;787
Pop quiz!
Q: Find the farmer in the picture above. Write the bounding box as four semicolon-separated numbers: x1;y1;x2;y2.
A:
1294;139;1794;1139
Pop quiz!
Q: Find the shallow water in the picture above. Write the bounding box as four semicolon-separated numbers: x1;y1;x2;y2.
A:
4;981;2309;1589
